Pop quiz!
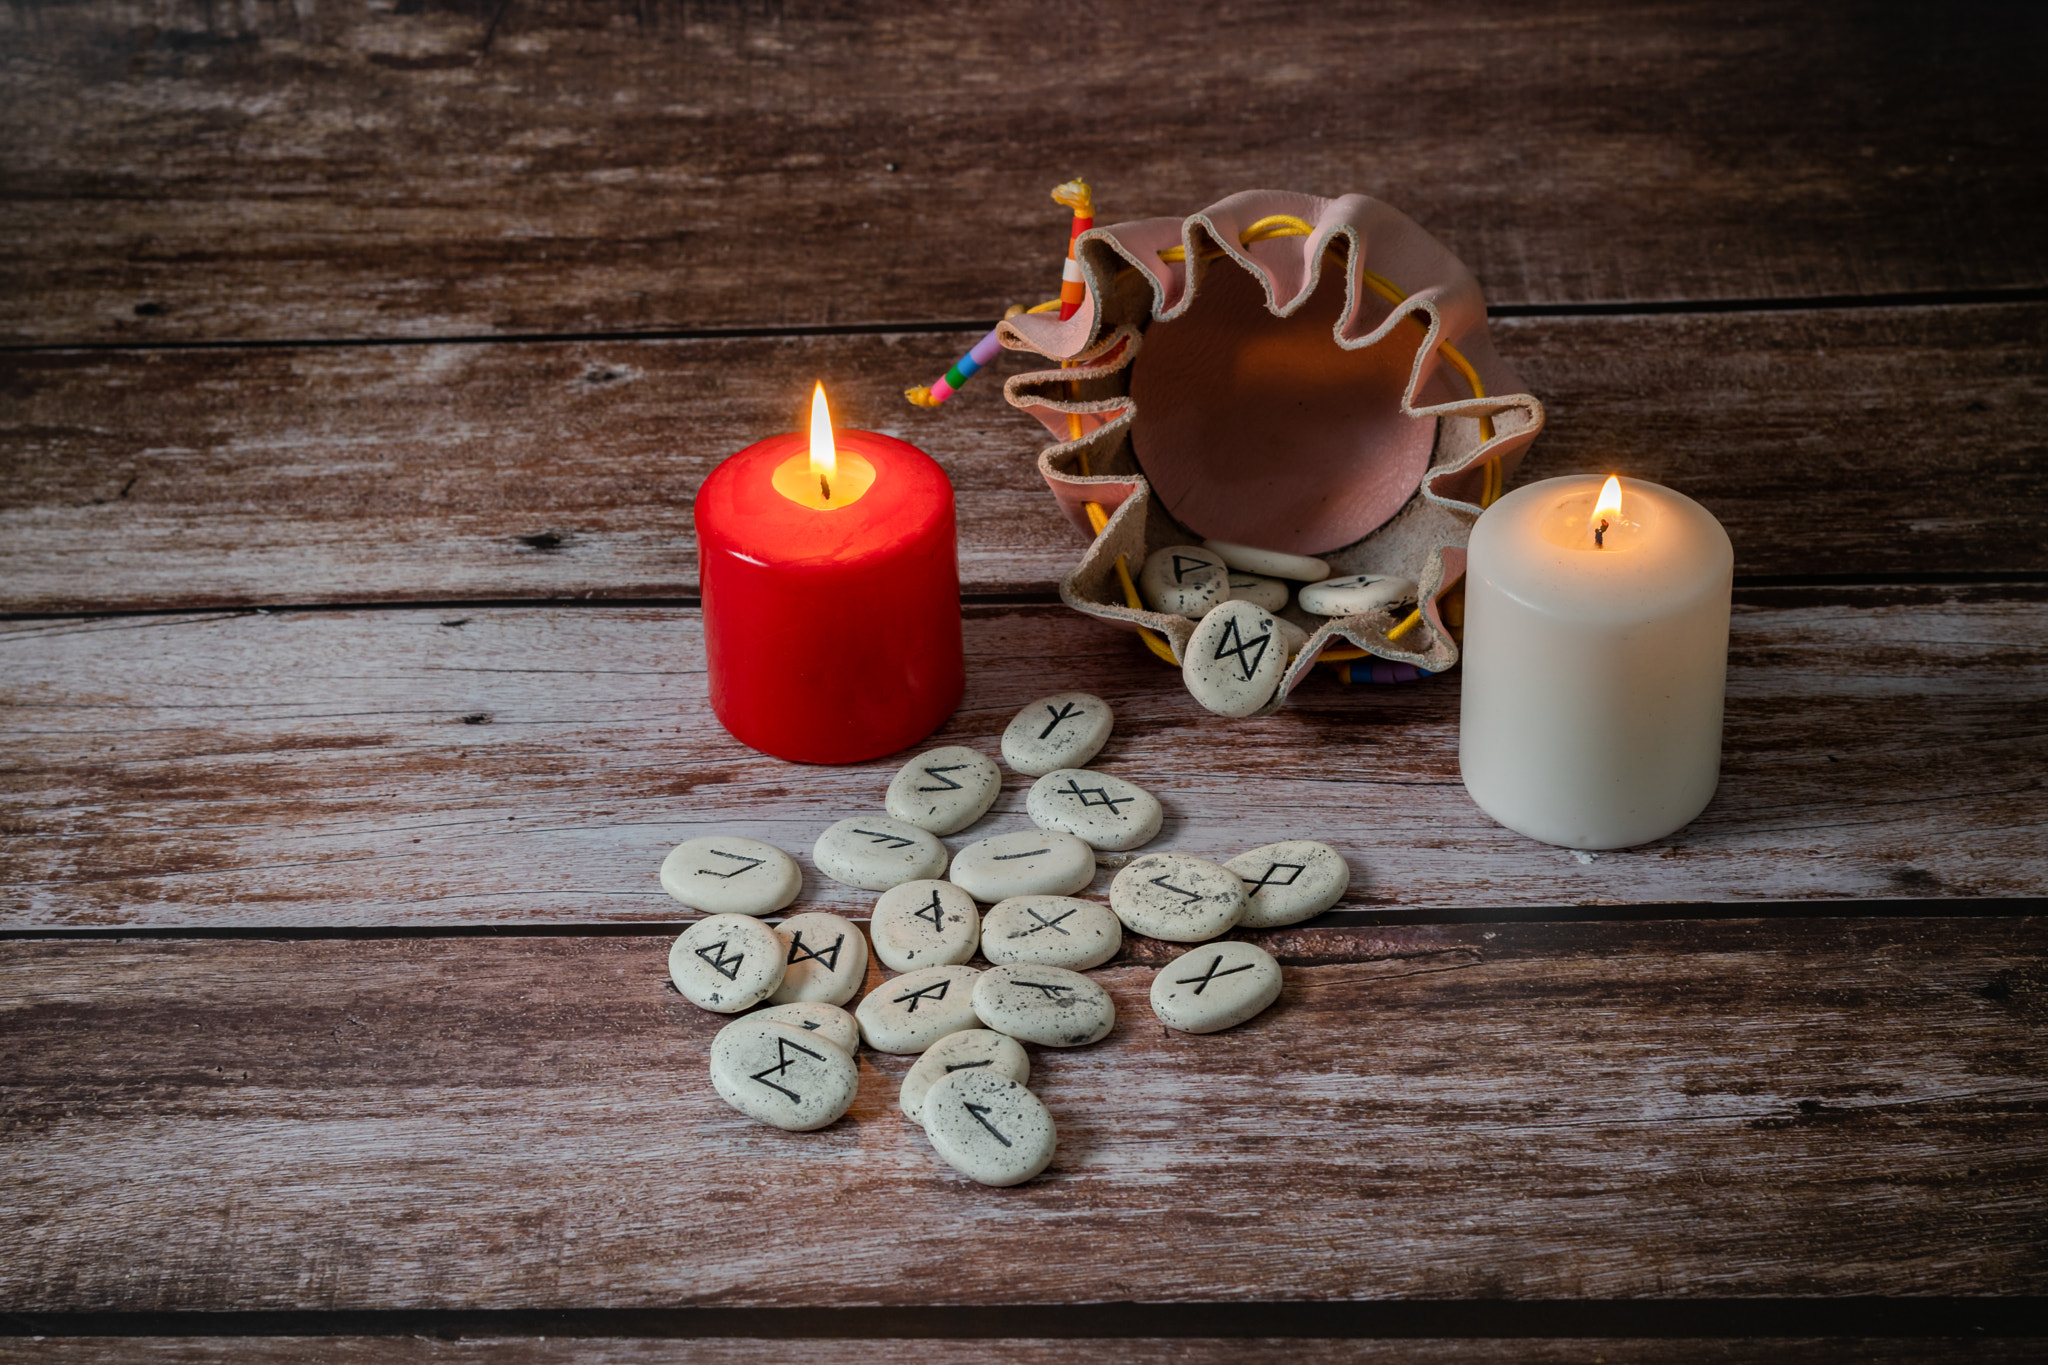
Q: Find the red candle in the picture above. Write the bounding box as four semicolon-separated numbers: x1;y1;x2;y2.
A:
695;385;963;763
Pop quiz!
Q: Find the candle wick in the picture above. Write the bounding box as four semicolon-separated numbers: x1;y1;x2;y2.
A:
820;473;832;502
1595;518;1608;549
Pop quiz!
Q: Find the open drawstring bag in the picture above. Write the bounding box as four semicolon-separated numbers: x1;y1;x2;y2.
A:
990;189;1545;717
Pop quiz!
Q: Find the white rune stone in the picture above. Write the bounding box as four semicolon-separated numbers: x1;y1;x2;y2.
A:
657;835;801;916
868;879;980;972
921;1069;1057;1187
1203;540;1332;583
971;964;1116;1048
709;1015;858;1131
898;1027;1031;1121
768;911;870;1008
1024;768;1163;852
1149;940;1283;1035
1225;840;1351;928
813;816;950;891
979;895;1122;971
854;964;984;1054
1108;852;1248;943
1225;570;1291;613
884;745;1002;835
1138;544;1229;617
751;1001;861;1057
948;829;1098;902
1001;691;1114;777
1298;573;1420;617
1182;600;1287;718
668;914;787;1013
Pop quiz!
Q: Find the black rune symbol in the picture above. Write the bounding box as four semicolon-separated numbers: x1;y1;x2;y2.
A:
914;889;948;932
1243;861;1306;897
894;978;951;1013
787;931;844;970
963;1101;1013;1147
1058;777;1134;816
1171;553;1213;583
1176;953;1257;995
916;764;970;793
749;1033;825;1103
1148;874;1202;904
1014;979;1074;1000
1038;700;1083;740
855;827;915;849
944;1059;994;1073
695;848;765;878
1016;906;1077;937
992;847;1051;861
694;938;746;981
1211;615;1272;681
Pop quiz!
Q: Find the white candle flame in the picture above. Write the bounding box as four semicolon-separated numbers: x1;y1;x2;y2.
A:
1592;475;1623;547
809;382;837;501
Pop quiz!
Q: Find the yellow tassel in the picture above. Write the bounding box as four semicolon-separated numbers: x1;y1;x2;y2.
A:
1051;179;1093;217
903;386;940;408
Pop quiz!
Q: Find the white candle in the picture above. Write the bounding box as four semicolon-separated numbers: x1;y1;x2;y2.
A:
1459;474;1733;849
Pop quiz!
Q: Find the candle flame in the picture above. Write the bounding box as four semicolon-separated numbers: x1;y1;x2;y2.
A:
1592;474;1622;547
1595;475;1623;521
809;382;837;501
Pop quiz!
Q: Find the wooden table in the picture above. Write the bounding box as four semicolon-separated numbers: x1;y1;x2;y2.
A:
4;2;2044;1358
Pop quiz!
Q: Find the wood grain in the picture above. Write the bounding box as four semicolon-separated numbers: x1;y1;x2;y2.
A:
3;919;2043;1308
1;1;2042;344
3;593;2042;931
2;302;2042;613
5;1340;2043;1364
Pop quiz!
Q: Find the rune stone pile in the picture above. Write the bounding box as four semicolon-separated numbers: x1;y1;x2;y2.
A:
659;691;1349;1186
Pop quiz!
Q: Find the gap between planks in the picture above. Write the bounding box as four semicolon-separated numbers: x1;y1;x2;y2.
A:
1;898;2043;944
4;284;2044;358
4;1301;2048;1347
2;576;2047;627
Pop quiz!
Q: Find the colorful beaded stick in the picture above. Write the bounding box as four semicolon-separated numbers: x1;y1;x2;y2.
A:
905;180;1095;409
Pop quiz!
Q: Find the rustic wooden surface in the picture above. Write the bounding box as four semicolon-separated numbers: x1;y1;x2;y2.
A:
2;1;2043;344
4;920;2043;1309
3;301;2044;612
4;0;2044;1352
4;590;2043;931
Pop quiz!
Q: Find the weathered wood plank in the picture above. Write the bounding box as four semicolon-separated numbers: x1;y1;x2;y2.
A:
4;1338;2043;1363
2;303;2041;613
2;593;2042;930
1;1;2042;344
3;919;2043;1308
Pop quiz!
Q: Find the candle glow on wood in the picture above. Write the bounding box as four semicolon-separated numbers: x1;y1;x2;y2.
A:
770;382;874;510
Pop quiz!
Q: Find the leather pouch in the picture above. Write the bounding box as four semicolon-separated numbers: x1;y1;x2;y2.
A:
998;189;1544;716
